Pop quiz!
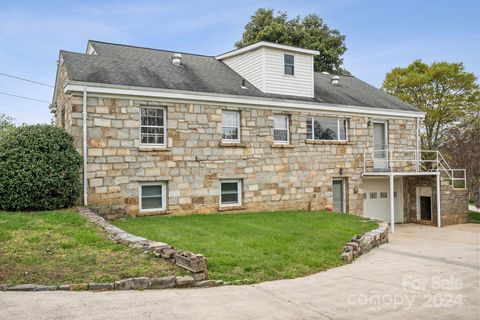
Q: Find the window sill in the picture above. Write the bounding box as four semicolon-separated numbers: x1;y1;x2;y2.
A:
217;205;246;212
305;140;350;145
271;144;295;149
219;142;247;147
139;146;171;151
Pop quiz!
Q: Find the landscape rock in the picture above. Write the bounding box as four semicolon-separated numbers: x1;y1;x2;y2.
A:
148;276;175;289
114;277;150;290
7;284;37;291
193;273;206;281
33;285;57;291
175;276;195;288
174;253;207;272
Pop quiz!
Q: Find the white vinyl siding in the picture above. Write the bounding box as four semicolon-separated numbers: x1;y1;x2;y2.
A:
221;48;264;91
221;47;315;98
263;48;314;98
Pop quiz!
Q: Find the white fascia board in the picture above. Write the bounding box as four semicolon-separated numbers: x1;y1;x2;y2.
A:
216;41;320;60
64;81;425;119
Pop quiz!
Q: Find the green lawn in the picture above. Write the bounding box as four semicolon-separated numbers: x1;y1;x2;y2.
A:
469;211;480;223
113;211;377;284
0;210;181;285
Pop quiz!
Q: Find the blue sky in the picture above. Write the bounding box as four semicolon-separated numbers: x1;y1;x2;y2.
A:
1;0;478;124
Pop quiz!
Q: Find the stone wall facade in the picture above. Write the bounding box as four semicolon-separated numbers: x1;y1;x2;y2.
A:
403;176;468;226
53;88;419;218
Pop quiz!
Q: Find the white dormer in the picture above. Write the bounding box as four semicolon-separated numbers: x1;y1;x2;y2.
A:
217;42;319;98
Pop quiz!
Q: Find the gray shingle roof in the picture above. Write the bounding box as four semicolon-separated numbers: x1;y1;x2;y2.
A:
60;41;419;112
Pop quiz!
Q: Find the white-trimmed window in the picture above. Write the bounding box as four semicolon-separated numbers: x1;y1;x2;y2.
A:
222;111;240;142
306;117;347;141
273;115;289;144
220;180;242;207
140;106;166;146
284;54;295;76
140;182;166;211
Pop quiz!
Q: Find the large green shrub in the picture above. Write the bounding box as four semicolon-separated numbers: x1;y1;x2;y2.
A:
0;125;82;211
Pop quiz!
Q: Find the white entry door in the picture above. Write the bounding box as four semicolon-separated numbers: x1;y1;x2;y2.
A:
373;122;388;170
363;178;403;222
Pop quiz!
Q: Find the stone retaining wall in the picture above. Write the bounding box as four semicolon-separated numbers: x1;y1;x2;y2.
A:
340;222;389;262
77;207;209;274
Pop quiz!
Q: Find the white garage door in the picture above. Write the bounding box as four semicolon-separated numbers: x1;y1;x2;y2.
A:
363;178;404;223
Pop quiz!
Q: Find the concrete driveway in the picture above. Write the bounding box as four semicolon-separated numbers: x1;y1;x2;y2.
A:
1;224;479;320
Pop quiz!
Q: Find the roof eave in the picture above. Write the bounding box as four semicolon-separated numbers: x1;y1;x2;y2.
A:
63;80;425;119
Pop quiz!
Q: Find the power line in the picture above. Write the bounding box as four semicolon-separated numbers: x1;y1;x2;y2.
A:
0;72;54;88
0;91;50;104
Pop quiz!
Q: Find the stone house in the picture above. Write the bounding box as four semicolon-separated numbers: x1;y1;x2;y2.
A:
51;40;468;229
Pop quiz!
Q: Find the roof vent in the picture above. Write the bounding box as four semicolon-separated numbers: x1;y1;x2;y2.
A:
241;79;247;89
172;53;182;66
330;75;340;86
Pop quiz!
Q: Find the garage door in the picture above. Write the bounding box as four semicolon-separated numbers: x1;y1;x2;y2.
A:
363;178;403;223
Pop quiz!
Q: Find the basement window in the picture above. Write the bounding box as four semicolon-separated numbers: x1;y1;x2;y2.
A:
220;180;242;207
306;117;347;141
284;54;295;76
140;182;166;211
140;106;166;146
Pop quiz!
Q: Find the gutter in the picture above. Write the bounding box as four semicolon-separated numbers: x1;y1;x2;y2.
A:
83;87;88;206
64;81;426;119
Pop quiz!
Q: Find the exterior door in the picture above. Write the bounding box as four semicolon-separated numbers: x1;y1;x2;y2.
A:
373;122;388;170
332;179;345;212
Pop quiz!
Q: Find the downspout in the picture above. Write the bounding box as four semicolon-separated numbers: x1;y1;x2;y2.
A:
83;87;88;206
416;116;420;172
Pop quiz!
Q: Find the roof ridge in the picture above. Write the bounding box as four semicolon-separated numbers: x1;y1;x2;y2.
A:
88;40;215;58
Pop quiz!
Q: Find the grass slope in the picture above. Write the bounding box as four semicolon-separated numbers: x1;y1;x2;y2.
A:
0;210;180;285
114;211;377;284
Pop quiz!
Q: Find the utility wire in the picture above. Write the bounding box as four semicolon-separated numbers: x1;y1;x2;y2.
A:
0;72;54;88
0;91;50;104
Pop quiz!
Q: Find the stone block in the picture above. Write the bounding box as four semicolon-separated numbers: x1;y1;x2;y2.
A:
175;276;195;288
345;242;359;251
162;248;180;259
193;272;206;281
114;277;150;290
148;276;175;289
340;251;353;262
174;253;207;272
7;284;37;291
93;118;111;127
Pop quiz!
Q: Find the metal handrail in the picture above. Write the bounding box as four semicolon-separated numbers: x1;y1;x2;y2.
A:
363;148;466;189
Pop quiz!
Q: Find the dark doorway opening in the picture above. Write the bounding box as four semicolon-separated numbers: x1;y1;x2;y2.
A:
420;196;432;220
